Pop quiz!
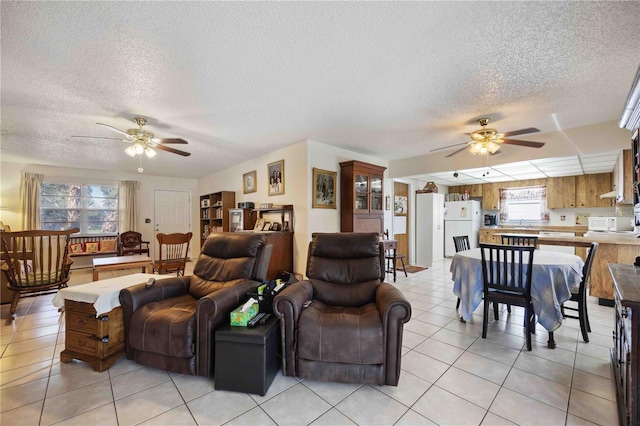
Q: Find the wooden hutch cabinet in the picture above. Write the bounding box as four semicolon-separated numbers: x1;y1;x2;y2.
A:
235;205;295;280
340;160;386;235
229;208;254;232
199;191;235;246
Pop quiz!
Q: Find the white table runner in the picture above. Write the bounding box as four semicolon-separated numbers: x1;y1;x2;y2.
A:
52;273;157;316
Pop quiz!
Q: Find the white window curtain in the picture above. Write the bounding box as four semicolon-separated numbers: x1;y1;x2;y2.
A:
20;172;44;230
499;185;549;221
118;181;140;232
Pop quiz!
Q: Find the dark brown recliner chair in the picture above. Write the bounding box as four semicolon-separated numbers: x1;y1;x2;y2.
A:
119;233;272;377
274;233;411;386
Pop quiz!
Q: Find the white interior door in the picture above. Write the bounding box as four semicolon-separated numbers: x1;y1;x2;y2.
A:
154;190;192;259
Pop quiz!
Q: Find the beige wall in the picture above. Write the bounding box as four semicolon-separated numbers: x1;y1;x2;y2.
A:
198;140;389;275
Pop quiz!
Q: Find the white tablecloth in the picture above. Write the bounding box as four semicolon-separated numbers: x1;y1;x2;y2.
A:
52;273;157;316
451;248;584;332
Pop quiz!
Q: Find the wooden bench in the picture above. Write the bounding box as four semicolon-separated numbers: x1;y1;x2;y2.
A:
69;234;119;257
69;235;119;269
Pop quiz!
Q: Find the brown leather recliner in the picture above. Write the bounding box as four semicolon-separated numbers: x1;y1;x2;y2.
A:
119;233;272;377
274;233;411;386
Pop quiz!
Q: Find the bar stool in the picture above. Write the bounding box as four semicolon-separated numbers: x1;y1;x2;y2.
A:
383;232;407;282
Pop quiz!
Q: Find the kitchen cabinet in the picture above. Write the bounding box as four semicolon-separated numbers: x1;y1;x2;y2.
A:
609;263;639;426
340;160;386;234
482;183;500;210
200;191;235;246
575;173;612;208
547;176;576;208
449;184;483;198
479;229;499;244
622;149;634;202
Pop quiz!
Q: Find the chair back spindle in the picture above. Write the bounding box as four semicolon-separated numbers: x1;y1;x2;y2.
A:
1;228;78;320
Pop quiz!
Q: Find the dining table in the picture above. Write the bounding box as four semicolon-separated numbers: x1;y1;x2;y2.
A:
451;247;585;348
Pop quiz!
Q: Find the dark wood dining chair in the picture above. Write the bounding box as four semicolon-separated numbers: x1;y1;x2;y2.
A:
501;234;539;246
1;228;79;320
561;242;598;343
479;243;536;351
118;231;150;256
453;235;471;311
152;232;193;276
383;230;407;282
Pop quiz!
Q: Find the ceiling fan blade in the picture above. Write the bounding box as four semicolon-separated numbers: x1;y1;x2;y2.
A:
446;146;470;158
153;138;188;144
71;135;124;141
502;127;540;137
501;138;545;148
156;144;191;157
97;122;131;138
430;142;468;152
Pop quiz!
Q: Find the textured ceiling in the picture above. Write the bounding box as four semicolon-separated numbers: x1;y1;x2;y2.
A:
1;2;639;179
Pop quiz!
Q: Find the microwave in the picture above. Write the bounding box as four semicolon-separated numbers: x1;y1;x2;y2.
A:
587;216;634;232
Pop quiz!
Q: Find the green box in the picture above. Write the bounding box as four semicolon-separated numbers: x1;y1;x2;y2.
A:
230;302;259;326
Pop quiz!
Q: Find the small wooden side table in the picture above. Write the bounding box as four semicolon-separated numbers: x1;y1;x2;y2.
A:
53;273;156;371
92;255;152;281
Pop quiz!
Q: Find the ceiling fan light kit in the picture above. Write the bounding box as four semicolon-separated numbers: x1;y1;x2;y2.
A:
430;117;544;158
72;116;191;171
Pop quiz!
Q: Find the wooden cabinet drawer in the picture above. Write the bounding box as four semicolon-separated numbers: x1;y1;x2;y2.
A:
66;329;104;356
66;306;102;335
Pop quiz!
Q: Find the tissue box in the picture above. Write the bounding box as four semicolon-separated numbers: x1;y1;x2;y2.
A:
230;302;259;326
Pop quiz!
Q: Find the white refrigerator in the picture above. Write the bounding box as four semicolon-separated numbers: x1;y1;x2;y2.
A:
444;200;481;257
415;192;444;267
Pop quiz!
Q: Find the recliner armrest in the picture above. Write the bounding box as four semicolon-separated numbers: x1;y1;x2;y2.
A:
376;282;411;325
376;282;411;386
273;280;313;321
196;279;260;318
119;276;190;360
120;276;190;313
273;280;313;377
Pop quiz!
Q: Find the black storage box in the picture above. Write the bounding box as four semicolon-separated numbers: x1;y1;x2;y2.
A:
214;316;280;395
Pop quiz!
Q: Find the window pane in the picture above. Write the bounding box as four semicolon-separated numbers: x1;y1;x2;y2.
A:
41;182;118;233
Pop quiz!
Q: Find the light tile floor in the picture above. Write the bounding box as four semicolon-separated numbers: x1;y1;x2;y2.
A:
0;258;618;425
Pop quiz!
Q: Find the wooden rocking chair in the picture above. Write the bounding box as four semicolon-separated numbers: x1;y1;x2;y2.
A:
1;228;79;320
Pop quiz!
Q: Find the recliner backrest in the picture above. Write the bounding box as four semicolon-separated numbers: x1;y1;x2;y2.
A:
306;232;384;307
190;233;267;298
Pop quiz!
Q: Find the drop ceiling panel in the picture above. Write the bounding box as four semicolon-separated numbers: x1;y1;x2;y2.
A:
412;150;622;187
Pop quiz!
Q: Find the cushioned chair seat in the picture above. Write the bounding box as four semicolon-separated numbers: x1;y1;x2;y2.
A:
129;293;197;358
298;301;383;365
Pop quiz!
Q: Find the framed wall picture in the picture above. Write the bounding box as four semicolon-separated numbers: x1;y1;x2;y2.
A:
243;170;257;194
312;168;337;209
268;160;284;196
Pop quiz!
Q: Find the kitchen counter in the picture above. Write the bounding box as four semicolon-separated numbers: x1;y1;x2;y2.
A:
530;233;640;247
479;228;640;302
481;225;589;233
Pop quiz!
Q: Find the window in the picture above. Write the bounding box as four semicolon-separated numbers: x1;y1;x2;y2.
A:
499;186;549;223
41;182;118;234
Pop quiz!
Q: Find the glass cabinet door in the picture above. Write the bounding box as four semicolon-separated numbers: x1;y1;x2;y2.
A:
370;174;383;212
355;174;369;212
229;209;243;232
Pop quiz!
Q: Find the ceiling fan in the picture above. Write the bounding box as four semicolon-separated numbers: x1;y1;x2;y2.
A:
73;116;191;157
430;118;545;158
